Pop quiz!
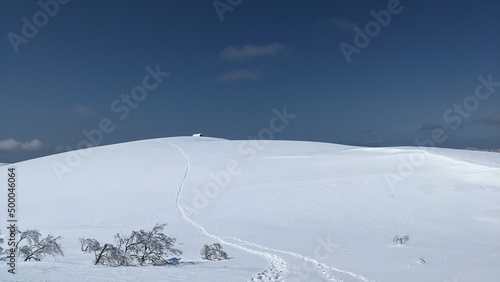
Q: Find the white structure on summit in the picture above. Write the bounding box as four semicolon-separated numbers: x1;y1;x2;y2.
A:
192;133;203;137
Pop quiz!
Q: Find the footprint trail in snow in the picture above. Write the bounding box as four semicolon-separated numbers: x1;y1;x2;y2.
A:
161;141;287;281
162;140;370;281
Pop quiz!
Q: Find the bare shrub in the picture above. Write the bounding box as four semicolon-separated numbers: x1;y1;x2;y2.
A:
16;229;63;261
81;223;181;266
201;243;228;261
393;235;410;245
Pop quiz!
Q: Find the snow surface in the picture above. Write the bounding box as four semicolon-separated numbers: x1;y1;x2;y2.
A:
0;137;499;281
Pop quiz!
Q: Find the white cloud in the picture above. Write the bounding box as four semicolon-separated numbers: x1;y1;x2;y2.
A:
0;139;18;150
73;103;95;117
215;69;260;82
220;43;286;60
0;139;44;151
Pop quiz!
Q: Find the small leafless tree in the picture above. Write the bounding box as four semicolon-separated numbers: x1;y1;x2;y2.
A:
200;243;228;261
80;238;100;253
99;244;125;266
393;235;410;245
16;229;63;261
116;223;182;266
79;238;124;266
81;223;181;266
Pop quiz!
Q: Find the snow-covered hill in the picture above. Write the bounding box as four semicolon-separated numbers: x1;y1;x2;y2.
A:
0;137;499;281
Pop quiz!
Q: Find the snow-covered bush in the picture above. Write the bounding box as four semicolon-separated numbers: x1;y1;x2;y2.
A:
79;238;124;266
80;238;100;253
81;223;182;266
393;235;410;245
116;223;182;266
200;243;228;261
16;229;64;261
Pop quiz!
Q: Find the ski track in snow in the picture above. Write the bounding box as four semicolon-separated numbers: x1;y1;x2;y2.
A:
161;141;287;281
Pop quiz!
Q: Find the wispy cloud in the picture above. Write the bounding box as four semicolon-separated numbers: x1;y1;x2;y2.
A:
215;69;260;82
417;123;443;131
73;103;95;117
315;18;356;33
54;145;66;152
471;113;500;126
220;43;286;60
0;139;44;151
484;113;500;125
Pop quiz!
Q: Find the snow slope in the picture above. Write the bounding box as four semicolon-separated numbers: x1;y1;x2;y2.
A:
0;137;499;281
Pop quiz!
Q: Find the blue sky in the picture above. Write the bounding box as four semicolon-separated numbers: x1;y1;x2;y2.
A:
1;0;499;163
